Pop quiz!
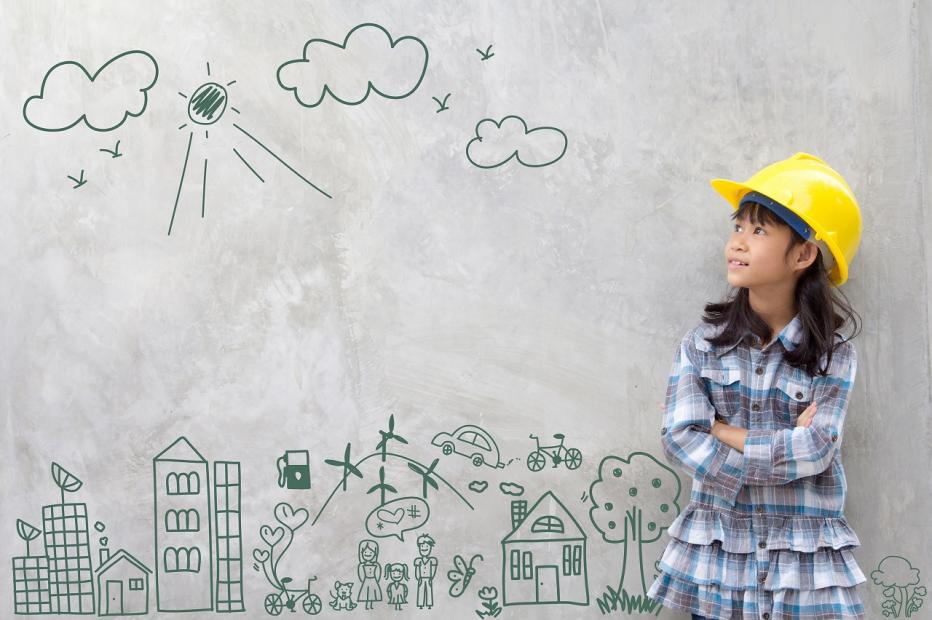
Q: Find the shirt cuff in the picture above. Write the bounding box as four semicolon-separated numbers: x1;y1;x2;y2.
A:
708;436;747;506
743;428;774;485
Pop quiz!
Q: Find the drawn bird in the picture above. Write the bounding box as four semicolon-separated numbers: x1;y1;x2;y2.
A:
407;458;440;499
376;414;408;462
99;140;122;158
476;45;495;61
67;170;86;189
366;465;397;506
324;442;363;491
432;94;451;113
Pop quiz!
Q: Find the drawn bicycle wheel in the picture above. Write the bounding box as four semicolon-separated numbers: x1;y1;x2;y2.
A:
527;451;546;472
264;593;284;616
303;593;322;615
564;448;583;470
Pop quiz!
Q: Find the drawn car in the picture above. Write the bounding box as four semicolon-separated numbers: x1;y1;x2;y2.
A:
431;424;505;469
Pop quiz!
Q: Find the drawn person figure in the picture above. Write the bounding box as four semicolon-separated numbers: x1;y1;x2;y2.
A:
383;562;409;610
645;153;868;620
413;533;437;609
356;539;383;610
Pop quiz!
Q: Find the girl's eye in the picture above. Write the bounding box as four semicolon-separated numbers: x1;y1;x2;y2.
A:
734;224;765;234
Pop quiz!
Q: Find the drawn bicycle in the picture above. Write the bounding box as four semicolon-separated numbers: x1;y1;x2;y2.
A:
526;433;582;472
263;576;322;615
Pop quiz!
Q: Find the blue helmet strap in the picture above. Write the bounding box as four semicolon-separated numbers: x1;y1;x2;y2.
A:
739;190;812;240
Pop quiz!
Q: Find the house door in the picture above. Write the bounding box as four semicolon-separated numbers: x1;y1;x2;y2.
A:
535;565;560;603
105;580;123;615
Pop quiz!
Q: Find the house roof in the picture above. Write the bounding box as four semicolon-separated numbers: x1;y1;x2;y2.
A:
502;491;587;544
154;436;206;463
95;549;152;576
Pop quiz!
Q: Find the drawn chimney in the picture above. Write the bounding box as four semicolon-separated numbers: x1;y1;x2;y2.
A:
99;548;110;564
510;500;528;530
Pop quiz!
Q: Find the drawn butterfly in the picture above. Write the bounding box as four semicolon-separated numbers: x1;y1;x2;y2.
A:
447;553;483;597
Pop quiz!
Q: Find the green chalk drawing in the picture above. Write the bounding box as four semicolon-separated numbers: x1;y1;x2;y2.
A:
214;461;245;612
356;539;383;609
476;45;495;61
277;450;311;490
501;491;589;607
413;534;438;609
476;585;502;618
323;443;362;492
407;458;440;499
67;170;86;189
328;581;356;611
364;497;429;541
871;555;926;617
588;452;681;615
23;50;158;132
468;480;489;494
466;115;568;169
447;553;482;597
431;424;506;469
99;140;122;158
44;462;96;614
169;64;329;236
384;562;410;610
277;23;428;108
432;94;450;113
15;520;41;557
498;482;524;497
94;549;151;616
526;433;583;472
376;414;408;462
366;466;397;507
94;522;105;533
253;501;321;615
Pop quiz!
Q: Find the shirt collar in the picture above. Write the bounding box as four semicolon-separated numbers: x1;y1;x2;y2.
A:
700;312;803;357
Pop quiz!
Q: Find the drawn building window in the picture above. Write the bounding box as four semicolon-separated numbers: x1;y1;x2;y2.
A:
165;508;200;532
164;546;201;573
562;544;583;576
510;549;521;580
129;578;144;591
166;471;201;495
522;551;533;579
531;515;564;534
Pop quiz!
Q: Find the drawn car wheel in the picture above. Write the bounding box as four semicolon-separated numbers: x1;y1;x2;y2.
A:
527;451;546;472
442;442;454;455
471;453;485;467
304;594;322;615
565;448;583;470
265;593;284;616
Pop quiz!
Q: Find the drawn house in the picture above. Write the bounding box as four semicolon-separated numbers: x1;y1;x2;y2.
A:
500;491;589;607
153;437;213;612
43;502;95;614
94;549;151;615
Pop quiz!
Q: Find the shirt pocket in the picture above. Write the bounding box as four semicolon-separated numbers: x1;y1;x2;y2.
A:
700;365;743;421
775;373;813;427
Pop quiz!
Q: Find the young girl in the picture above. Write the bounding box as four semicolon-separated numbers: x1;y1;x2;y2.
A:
646;153;868;619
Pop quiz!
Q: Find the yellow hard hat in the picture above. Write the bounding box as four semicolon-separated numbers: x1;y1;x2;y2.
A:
710;152;862;286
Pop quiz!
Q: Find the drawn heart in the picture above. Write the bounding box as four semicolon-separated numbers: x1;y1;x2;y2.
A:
274;502;309;531
253;548;270;563
377;508;405;524
260;525;285;547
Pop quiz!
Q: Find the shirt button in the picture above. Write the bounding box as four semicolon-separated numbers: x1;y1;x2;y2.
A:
795;391;803;399
763;614;770;620
758;573;767;584
751;403;760;412
831;433;837;442
758;540;766;549
756;505;764;513
661;427;667;435
755;366;764;375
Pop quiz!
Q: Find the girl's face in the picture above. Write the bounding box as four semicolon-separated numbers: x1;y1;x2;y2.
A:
362;547;375;561
725;209;811;288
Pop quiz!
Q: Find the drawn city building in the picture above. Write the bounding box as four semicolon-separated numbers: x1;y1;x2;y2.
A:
213;461;244;612
12;555;51;614
43;502;95;614
94;549;151;616
500;491;589;607
153;437;213;612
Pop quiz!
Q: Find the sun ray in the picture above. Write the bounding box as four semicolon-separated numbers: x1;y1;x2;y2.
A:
232;148;264;183
226;80;237;86
178;91;188;99
177;123;188;130
201;159;208;218
206;61;211;76
232;123;331;198
167;131;194;236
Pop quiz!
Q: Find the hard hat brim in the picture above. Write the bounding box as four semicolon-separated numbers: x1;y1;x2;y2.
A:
709;178;750;208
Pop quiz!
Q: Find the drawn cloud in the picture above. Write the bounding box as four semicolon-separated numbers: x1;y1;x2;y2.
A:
23;50;159;132
466;115;568;169
277;22;428;108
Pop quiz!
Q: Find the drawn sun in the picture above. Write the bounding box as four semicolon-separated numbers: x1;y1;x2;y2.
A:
169;62;331;236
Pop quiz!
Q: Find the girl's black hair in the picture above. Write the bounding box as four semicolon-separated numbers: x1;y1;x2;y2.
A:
701;200;862;376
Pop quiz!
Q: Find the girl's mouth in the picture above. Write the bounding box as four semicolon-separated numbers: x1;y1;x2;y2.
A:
728;260;748;269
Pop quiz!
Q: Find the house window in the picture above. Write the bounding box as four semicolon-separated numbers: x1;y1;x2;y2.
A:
164;546;201;573
165;509;200;532
572;544;582;575
531;515;564;534
510;549;521;580
562;544;583;576
166;472;200;495
522;551;532;580
128;578;144;591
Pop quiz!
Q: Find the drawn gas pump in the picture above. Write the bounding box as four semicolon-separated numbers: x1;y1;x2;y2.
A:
277;450;311;490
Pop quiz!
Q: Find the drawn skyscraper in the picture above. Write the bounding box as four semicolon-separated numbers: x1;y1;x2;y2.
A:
153;437;213;612
213;461;244;612
43;502;95;613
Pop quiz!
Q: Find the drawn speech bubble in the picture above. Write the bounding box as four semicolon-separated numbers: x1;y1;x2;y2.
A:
365;496;430;541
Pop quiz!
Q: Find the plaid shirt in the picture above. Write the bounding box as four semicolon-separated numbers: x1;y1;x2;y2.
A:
647;313;868;619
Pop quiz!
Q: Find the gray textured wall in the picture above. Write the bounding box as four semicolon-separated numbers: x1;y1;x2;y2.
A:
2;1;929;619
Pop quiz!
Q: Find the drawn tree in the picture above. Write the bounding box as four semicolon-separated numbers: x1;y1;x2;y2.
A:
51;462;83;505
588;452;682;610
871;555;927;617
16;519;41;557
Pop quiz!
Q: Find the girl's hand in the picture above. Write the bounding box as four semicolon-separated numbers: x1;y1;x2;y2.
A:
796;402;817;427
